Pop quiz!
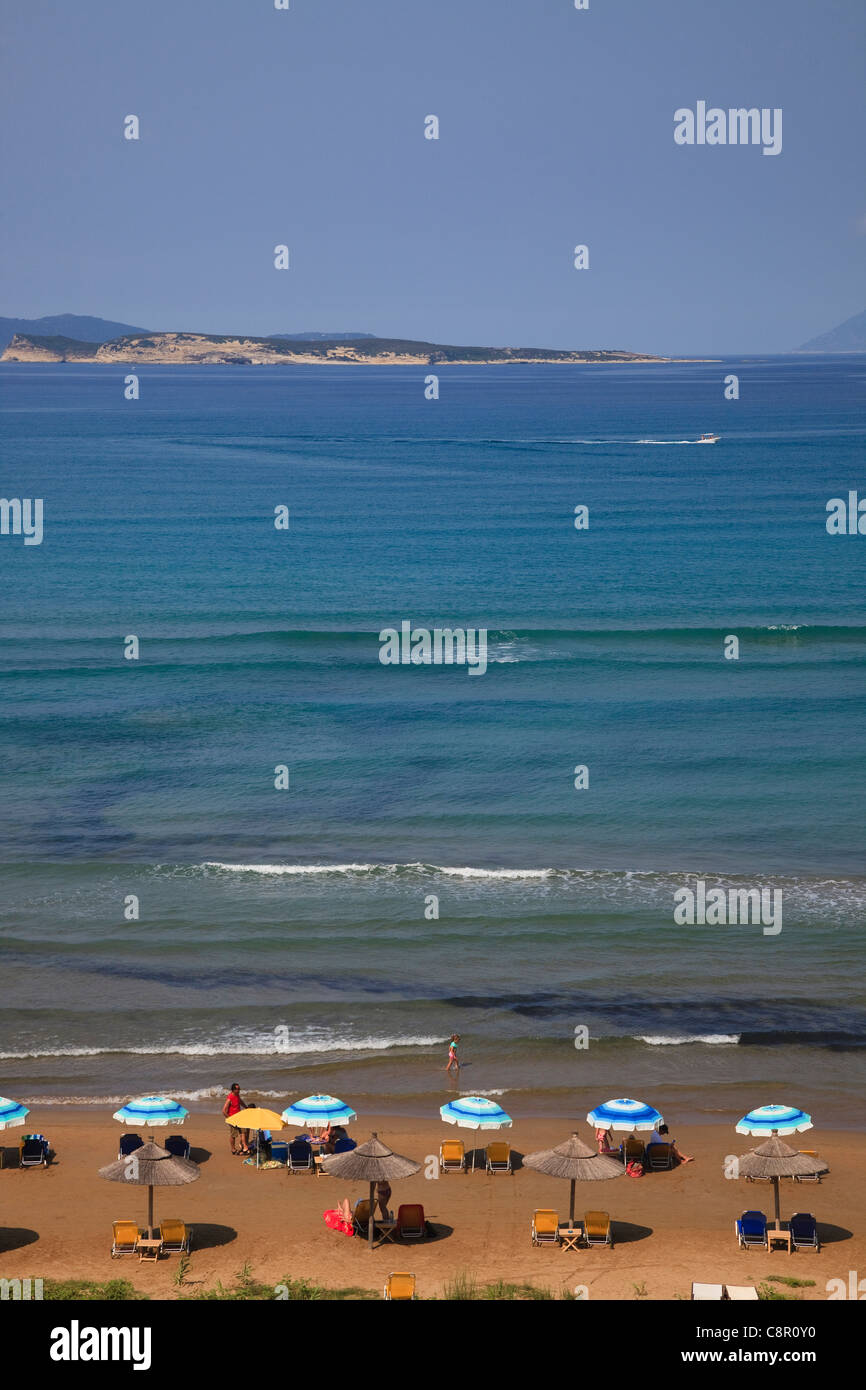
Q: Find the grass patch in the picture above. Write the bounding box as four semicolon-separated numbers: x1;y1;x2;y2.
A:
184;1269;377;1301
442;1271;480;1300
481;1280;554;1301
757;1281;799;1301
43;1279;149;1301
765;1275;816;1289
442;1271;565;1300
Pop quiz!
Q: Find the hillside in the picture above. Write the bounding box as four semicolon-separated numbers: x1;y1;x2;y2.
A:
799;309;866;352
1;330;667;366
0;314;150;351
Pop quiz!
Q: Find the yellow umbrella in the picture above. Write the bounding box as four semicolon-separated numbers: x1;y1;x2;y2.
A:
225;1107;285;1131
225;1108;285;1168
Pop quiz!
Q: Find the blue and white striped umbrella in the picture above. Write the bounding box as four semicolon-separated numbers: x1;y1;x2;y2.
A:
735;1104;813;1137
586;1098;663;1132
0;1096;29;1131
440;1097;513;1131
112;1096;189;1127
281;1095;357;1128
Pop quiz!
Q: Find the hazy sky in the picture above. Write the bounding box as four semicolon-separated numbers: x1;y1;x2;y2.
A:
1;0;864;353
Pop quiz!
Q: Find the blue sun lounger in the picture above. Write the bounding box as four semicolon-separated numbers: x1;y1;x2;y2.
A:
20;1134;50;1167
790;1212;820;1251
163;1134;191;1160
118;1133;144;1159
735;1210;768;1249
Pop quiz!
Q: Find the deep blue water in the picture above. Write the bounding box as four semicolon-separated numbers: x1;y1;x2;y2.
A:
1;359;864;1119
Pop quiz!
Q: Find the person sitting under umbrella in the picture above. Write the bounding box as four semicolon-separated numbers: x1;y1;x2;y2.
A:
655;1123;693;1164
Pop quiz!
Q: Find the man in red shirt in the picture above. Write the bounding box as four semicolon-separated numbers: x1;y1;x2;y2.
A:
222;1082;250;1154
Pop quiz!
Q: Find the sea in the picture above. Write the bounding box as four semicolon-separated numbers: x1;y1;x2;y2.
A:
1;356;864;1129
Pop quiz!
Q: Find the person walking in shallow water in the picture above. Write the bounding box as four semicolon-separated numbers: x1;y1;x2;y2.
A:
444;1033;460;1075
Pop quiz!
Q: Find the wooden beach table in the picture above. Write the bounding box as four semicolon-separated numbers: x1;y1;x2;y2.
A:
558;1223;584;1252
136;1237;162;1262
767;1226;792;1254
375;1220;398;1246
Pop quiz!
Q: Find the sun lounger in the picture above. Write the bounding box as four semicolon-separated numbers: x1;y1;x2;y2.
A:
332;1136;356;1153
486;1141;512;1174
159;1219;191;1254
584;1211;613;1247
793;1153;821;1183
530;1209;560;1246
163;1135;190;1160
353;1198;373;1237
287;1140;314;1172
692;1283;724;1300
384;1272;416;1300
645;1142;673;1171
19;1134;50;1167
118;1133;143;1160
439;1139;466;1173
789;1212;820;1252
735;1210;768;1249
623;1137;645;1165
111;1220;141;1257
726;1285;759;1300
269;1140;288;1164
396;1204;427;1240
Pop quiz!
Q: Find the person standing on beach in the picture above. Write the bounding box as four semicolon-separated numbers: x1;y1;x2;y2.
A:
444;1033;460;1075
222;1082;251;1154
375;1179;392;1221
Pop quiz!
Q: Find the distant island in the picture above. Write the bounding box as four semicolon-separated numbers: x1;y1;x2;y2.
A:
798;308;866;353
1;329;671;367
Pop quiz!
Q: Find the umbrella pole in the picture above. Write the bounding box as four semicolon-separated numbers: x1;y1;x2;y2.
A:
570;1178;576;1227
147;1184;154;1240
773;1177;781;1229
368;1179;375;1249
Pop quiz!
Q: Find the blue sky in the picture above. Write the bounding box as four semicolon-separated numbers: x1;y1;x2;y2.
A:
1;0;864;353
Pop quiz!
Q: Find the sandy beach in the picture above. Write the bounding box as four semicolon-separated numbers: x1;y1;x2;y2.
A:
1;1109;861;1300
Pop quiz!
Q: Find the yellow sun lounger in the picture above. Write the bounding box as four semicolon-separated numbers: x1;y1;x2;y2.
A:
111;1221;141;1257
439;1139;466;1173
384;1271;416;1300
584;1211;613;1247
531;1209;560;1246
159;1219;191;1254
485;1142;512;1174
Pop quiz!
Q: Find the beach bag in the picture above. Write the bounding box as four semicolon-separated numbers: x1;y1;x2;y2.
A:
625;1160;644;1178
323;1209;354;1236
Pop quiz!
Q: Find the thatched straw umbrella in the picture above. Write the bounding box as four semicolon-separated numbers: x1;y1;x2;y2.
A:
98;1140;200;1238
523;1132;623;1226
320;1132;420;1248
735;1136;828;1228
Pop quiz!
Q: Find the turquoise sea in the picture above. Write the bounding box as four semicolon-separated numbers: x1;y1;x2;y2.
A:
1;357;864;1124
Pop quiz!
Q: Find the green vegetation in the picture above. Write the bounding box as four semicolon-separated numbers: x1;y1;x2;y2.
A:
441;1271;570;1300
43;1278;149;1301
182;1265;376;1301
757;1281;799;1301
765;1274;816;1289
